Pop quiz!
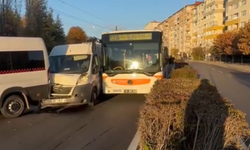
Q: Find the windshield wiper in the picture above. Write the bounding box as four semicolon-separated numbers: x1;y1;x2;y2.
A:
105;70;153;76
129;70;153;76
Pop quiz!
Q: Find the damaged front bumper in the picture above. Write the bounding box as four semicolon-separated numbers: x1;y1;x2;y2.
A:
40;84;92;109
40;96;88;109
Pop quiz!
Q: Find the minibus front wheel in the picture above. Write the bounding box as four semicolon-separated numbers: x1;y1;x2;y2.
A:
1;95;25;118
88;87;97;107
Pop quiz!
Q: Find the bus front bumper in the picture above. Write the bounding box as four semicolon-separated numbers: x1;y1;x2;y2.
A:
103;88;149;94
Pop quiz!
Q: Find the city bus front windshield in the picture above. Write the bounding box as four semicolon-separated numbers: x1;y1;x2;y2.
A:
104;42;160;73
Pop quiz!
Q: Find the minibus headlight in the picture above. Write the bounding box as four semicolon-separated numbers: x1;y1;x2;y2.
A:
76;74;89;85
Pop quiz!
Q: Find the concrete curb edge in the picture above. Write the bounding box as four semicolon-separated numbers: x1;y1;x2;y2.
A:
127;130;140;150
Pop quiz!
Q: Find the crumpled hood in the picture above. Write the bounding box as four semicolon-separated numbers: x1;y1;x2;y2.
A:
50;73;81;86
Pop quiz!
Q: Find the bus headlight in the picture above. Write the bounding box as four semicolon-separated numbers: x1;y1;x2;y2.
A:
76;74;89;85
130;61;139;69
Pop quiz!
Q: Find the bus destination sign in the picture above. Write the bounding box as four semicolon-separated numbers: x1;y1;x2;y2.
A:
109;33;152;41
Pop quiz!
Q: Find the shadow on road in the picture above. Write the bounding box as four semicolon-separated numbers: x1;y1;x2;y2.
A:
230;72;250;89
183;79;230;149
0;94;118;119
40;94;118;114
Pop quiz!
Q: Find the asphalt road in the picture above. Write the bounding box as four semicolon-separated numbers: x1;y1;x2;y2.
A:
189;62;250;123
0;94;145;150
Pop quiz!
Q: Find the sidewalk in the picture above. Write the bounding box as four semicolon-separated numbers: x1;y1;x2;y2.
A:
188;60;250;73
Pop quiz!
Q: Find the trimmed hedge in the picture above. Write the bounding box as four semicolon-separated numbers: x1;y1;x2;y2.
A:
139;66;250;150
174;62;189;69
171;65;198;80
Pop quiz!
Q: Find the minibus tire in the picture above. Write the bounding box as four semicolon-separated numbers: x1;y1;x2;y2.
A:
88;88;97;107
1;95;25;118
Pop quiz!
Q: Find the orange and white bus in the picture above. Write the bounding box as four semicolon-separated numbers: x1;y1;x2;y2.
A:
101;29;167;94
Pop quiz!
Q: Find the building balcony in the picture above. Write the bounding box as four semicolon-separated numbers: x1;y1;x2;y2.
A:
203;26;224;32
225;18;240;26
192;39;198;42
192;32;197;36
203;34;219;40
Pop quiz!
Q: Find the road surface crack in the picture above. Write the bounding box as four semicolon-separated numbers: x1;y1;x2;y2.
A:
81;127;113;149
51;123;88;150
81;138;97;149
99;127;113;136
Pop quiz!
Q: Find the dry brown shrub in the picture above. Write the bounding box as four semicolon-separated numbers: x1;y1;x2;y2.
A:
139;102;184;150
171;66;198;80
139;78;200;150
224;102;250;149
139;68;250;150
146;78;199;105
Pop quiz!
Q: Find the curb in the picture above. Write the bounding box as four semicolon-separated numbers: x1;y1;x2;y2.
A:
127;130;140;150
188;61;250;73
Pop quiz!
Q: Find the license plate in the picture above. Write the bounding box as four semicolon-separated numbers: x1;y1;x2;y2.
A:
124;89;137;93
113;89;122;93
51;99;67;103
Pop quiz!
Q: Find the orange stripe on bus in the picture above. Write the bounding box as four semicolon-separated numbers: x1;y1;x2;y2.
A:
110;79;151;85
154;75;163;79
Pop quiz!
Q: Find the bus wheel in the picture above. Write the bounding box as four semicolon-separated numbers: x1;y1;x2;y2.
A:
88;88;97;107
1;95;25;118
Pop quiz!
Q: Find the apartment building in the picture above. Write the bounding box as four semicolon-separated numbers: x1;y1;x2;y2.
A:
192;0;224;48
151;0;250;54
225;0;250;31
144;21;159;30
154;4;197;55
203;0;225;47
192;2;206;48
155;21;169;48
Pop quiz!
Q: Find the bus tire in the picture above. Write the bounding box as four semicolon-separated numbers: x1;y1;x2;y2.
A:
88;87;97;107
1;95;25;118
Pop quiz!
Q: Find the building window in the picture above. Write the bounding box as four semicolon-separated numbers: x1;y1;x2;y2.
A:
242;0;246;5
240;22;245;27
234;3;238;9
241;10;246;16
232;13;238;19
224;16;228;22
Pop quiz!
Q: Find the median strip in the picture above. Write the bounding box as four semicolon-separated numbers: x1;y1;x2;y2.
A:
138;64;250;150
